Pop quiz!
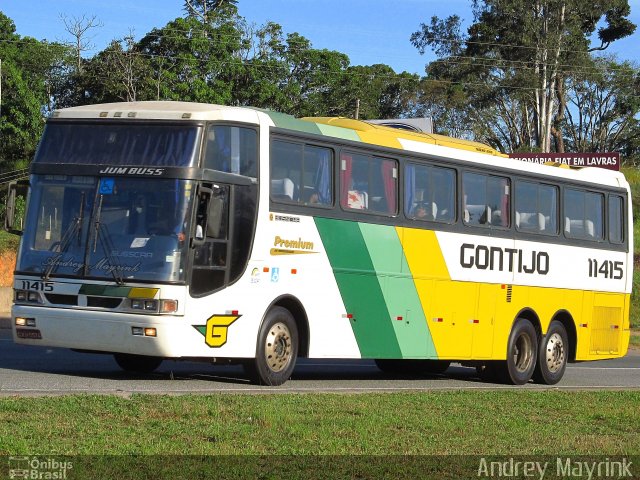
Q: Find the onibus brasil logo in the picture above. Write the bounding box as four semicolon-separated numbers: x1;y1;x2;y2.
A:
8;457;73;479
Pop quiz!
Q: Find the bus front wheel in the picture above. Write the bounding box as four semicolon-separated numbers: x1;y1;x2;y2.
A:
247;307;298;386
532;320;568;385
114;353;163;373
500;318;538;385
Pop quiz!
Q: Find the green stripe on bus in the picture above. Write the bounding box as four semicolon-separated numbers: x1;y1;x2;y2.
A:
79;285;131;297
315;124;361;143
358;223;437;359
265;111;323;135
314;217;402;358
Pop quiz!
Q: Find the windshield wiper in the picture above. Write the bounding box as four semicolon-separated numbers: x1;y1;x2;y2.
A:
42;192;87;281
91;195;125;286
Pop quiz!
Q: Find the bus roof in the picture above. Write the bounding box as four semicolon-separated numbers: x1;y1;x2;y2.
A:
51;101;629;190
304;117;507;158
52;101;260;123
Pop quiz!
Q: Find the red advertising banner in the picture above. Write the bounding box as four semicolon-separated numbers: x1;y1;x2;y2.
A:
508;152;620;171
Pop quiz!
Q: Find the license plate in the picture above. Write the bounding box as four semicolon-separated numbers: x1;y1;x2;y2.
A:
16;328;42;339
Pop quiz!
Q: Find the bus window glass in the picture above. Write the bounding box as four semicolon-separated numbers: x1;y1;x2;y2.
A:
515;181;558;234
405;163;455;222
204;125;257;177
35;124;201;167
564;188;604;240
609;195;624;244
341;152;397;215
463;172;510;227
271;140;302;202
302;145;332;205
270;140;333;206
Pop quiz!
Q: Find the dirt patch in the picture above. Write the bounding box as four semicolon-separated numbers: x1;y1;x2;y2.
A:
0;250;16;287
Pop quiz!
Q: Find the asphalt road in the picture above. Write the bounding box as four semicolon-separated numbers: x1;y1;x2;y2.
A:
1;319;639;395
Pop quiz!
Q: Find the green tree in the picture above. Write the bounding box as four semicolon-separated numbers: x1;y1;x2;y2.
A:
137;11;247;104
83;33;154;103
411;0;636;152
0;12;65;171
564;57;640;158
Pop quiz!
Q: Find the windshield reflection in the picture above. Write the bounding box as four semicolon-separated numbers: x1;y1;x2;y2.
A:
18;175;194;283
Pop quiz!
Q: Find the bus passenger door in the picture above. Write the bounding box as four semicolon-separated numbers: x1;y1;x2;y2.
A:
190;184;230;296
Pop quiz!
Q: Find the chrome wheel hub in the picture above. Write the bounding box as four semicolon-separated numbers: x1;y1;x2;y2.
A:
544;332;565;373
264;322;292;373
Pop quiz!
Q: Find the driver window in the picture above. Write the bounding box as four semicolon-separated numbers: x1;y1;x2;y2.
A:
191;184;230;296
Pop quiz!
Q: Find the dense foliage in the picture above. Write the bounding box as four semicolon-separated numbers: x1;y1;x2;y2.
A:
0;0;638;176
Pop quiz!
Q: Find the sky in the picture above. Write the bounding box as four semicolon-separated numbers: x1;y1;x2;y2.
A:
1;0;639;75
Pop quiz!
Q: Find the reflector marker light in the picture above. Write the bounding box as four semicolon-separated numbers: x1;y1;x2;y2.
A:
160;299;178;313
291;269;297;274
611;325;620;330
470;319;480;324
396;316;403;321
342;313;354;319
433;318;443;323
579;323;588;328
263;267;269;273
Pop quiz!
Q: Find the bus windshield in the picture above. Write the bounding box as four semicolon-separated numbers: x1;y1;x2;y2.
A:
34;123;201;167
17;175;195;283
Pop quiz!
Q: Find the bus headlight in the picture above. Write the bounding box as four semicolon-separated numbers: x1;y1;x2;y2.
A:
14;290;41;304
129;298;177;314
15;317;36;327
144;300;158;311
131;299;144;310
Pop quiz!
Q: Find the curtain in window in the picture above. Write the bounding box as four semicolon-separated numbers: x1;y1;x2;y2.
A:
314;149;331;204
381;160;397;214
405;164;416;215
340;154;352;207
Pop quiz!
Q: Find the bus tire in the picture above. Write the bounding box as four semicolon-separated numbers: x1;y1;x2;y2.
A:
532;320;568;385
114;353;163;373
249;307;298;386
500;318;538;385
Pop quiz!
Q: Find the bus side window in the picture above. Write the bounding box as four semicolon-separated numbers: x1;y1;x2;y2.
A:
609;195;624;244
463;172;509;228
564;188;603;240
341;152;397;214
204;125;257;177
405;163;455;223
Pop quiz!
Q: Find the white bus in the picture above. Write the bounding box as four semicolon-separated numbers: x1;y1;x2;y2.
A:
7;101;633;386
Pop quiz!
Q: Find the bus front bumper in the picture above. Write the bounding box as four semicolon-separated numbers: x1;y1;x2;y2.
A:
11;305;194;358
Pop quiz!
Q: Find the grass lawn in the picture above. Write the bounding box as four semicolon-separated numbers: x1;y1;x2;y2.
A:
0;391;638;456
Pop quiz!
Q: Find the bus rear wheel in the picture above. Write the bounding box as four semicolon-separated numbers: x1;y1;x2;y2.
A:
247;307;298;386
500;318;538;385
114;353;163;373
533;320;568;385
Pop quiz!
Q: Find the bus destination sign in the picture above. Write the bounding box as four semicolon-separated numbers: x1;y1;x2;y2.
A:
509;152;620;171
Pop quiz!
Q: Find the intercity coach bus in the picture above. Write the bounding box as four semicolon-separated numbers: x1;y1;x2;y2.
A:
6;101;633;386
